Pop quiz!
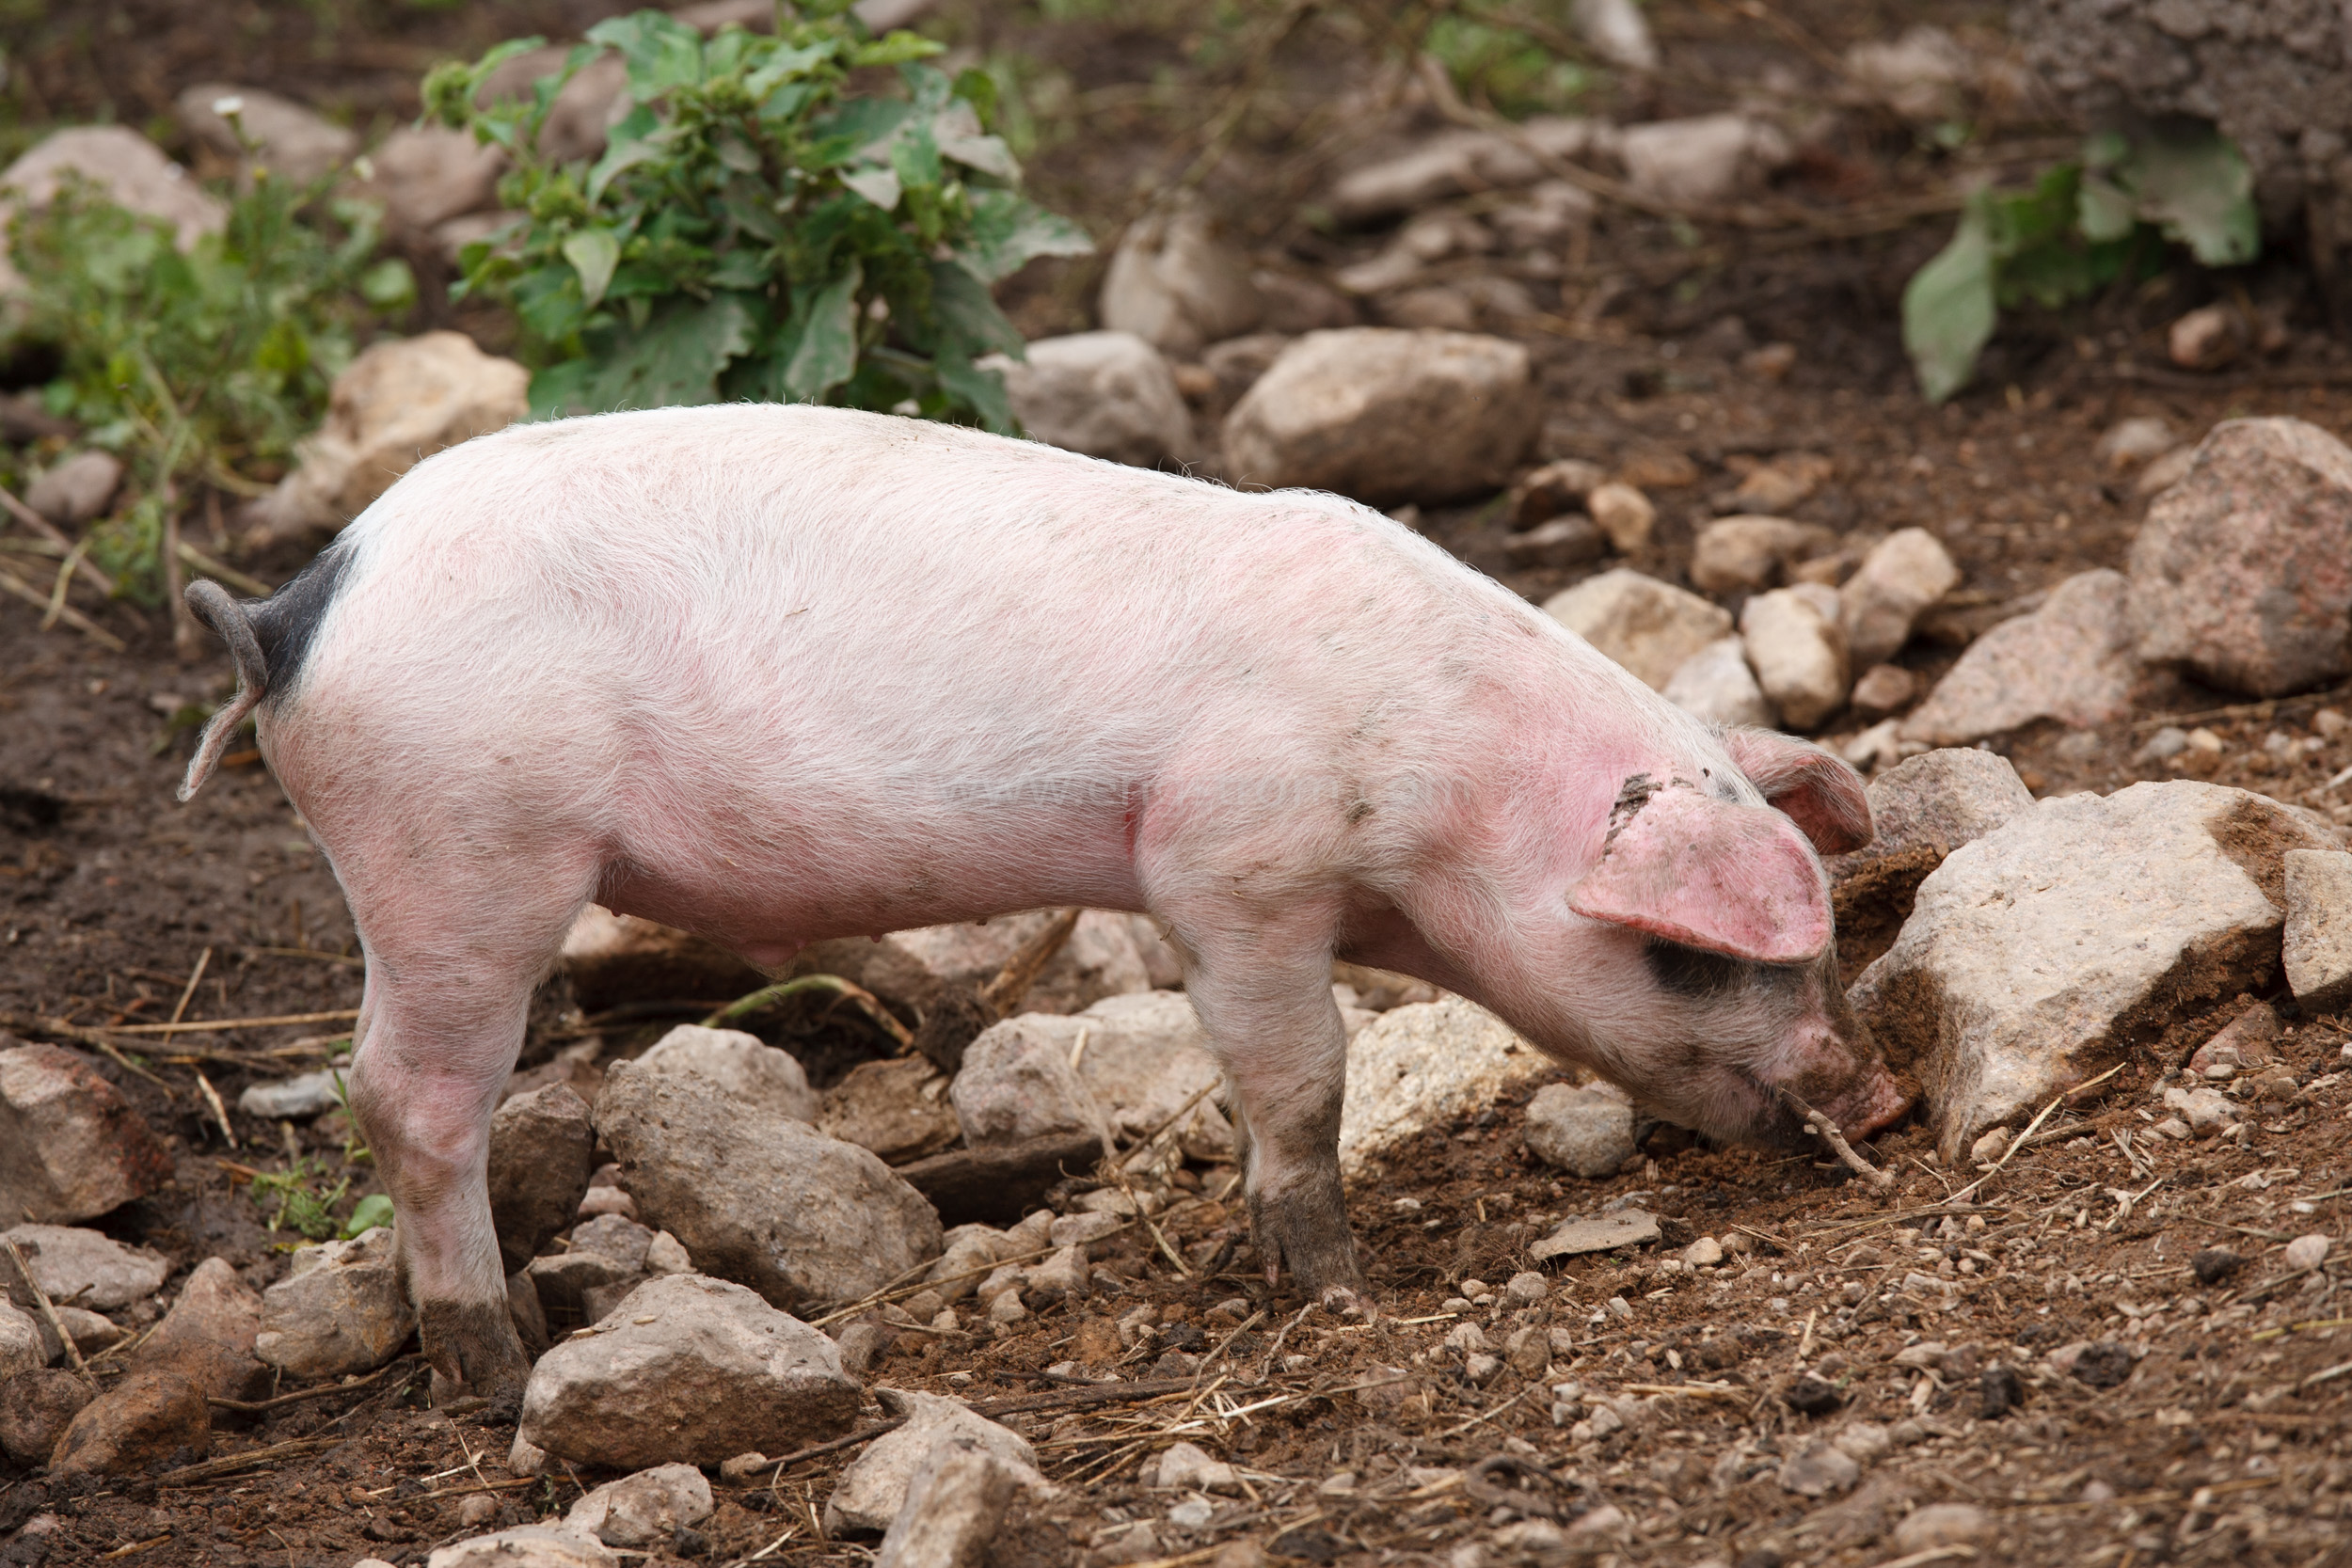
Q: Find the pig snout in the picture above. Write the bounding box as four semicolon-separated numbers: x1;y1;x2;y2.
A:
1758;1008;1911;1147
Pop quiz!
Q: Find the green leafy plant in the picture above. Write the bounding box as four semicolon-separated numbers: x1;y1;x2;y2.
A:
341;1193;396;1239
248;1157;355;1242
8;150;409;600
425;3;1092;427
1903;121;2259;403
1425;9;1592;118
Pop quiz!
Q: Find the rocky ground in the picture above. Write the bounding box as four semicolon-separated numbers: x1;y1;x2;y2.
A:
6;2;2352;1566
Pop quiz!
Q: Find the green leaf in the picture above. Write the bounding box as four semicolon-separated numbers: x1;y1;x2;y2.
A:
890;122;943;194
851;30;946;69
586;9;707;103
358;256;417;309
842;165;902;211
341;1193;395;1240
586;113;666;203
1902;202;1996;404
745;40;839;100
786;261;863;401
935;348;1017;434
533;291;755;416
562;227;622;307
2122;123;2259;268
2076;170;2136;244
928;260;1025;357
952;189;1093;283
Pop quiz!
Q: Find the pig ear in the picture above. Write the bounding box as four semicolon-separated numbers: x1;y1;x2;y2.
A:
1567;788;1832;964
1720;728;1874;856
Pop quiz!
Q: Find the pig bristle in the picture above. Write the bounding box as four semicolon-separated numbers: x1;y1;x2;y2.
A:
179;579;268;802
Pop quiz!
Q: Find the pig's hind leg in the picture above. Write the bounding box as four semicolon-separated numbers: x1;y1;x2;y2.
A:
341;863;591;1406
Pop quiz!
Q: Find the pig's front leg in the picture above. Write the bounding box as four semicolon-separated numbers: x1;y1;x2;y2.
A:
1179;921;1367;1311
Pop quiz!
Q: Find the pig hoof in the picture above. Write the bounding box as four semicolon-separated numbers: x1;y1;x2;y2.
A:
421;1297;533;1406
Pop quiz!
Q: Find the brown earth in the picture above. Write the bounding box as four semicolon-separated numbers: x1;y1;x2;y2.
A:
3;1;2352;1565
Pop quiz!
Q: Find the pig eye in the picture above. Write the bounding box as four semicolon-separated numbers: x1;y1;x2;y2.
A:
1644;937;1756;997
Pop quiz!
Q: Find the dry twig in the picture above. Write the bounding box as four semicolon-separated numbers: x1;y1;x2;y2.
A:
1779;1091;1894;1189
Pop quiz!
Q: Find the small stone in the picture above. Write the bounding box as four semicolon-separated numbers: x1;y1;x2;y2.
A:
426;1525;620;1568
1775;1436;1859;1497
1841;530;1960;669
1338;1000;1550;1179
987;1291;1028;1326
1690;515;1834;594
131;1256;269;1402
1546;568;1733;691
1902;570;2138;745
0;1043;172;1225
1847;663;1915;719
2168;303;2246;371
1503;1325;1549;1375
992;332;1195;468
2283;849;2352;1008
644;1231;693;1275
254;1227;414;1379
1683;1237;1723;1267
720;1451;771;1483
458;1495;500;1528
2164;1085;2235;1139
0;1367;93;1466
2137;726;2191;763
566;1463;714;1548
0;1302;40;1381
1510;458;1608;529
1152;1439;1239;1493
1832;1422;1890;1464
488;1083;598;1274
2096;416;2177;469
874;1434;1019;1568
1026;1245;1091;1304
1;1225;167;1310
1529;1210;1659;1262
1520;1083;1637;1179
1979;1363;2025;1418
577;1186;636;1221
2284;1234;2331;1271
638;1025;820;1123
1460;1352;1502;1385
1327;119;1606;223
1892;1503;1992;1554
236;1069;344;1120
1099;197;1261;358
1968;1128;2010;1165
47;1370;208;1476
1619;113;1791;205
826;1389;1044;1535
1741;586;1850;731
1726;453;1835;515
951;1016;1112;1151
0;127;225;295
1587;482;1657;555
1663;637;1773;728
1502;515;1608;571
2070;1340;2134;1388
1503;1272;1550;1307
2191;1248;2243;1284
25;451;125;527
1785;1374;1841;1415
1825;746;2034;888
351;124;505;233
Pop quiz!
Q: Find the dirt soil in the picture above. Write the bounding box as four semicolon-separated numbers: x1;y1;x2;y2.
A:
5;2;2352;1565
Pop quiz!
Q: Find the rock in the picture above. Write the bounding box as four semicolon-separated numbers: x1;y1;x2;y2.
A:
486;1083;598;1275
250;1228;411;1384
596;1057;943;1311
1099;198;1261;358
1529;1210;1658;1263
2097;416;2177;469
1840;748;2034;881
249;332;530;540
2285;1233;2331;1271
1690;515;1835;594
1776;1437;1860;1497
527;1249;637;1327
1327;119;1611;223
1900;570;2139;745
881;910;1153;1016
1503;515;1608;572
1893;1503;1992;1553
2163;1083;2235;1137
48;1370;207;1477
0;127;225;293
2168;303;2246;371
1851;781;2337;1161
1968;1127;2010;1164
1741;585;1849;730
638;1025;819;1123
1511;458;1607;529
2128;419;2352;697
54;1307;119;1354
24;451;123;527
1725;452;1835;515
826;1389;1044;1534
1570;0;1659;70
129;1257;268;1402
1619;114;1792;205
1065;990;1231;1152
1663;637;1773;727
993;332;1194;467
356;126;505;233
1841;718;1926;775
820;1057;961;1165
427;1526;620;1568
2191;1247;2243;1284
2284;849;2352;1007
1841;529;1960;668
1491;181;1597;249
0;1303;39;1382
0;1368;92;1466
873;1433;1018;1568
1150;1440;1240;1493
1221;329;1537;505
1025;1244;1089;1303
1337;999;1551;1179
1785;1373;1843;1415
236;1068;343;1120
174;84;358;184
0;1043;171;1225
1832;1421;1891;1464
1545;569;1734;691
566;1463;714;1547
1520;1084;1636;1179
1845;25;1974;120
950;1016;1112;1151
1847;663;1915;718
2067;1340;2135;1388
558;905;768;1010
2189;1002;2280;1074
1586;482;1656;554
0;1226;167;1310
578;1185;635;1220
522;1274;857;1467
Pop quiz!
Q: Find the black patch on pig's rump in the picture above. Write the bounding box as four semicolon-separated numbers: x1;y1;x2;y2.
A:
247;537;356;699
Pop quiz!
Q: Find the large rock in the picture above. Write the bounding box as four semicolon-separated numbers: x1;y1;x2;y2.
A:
1221;329;1537;505
1826;750;2039;979
0;126;226;293
0;1042;171;1225
1328;119;1613;222
596;1058;943;1311
253;1227;415;1379
1339;999;1553;1180
873;1434;1018;1568
825;1389;1043;1535
1901;571;2139;746
0;1368;92;1467
174;84;358;184
24;451;123;527
1851;782;2338;1162
131;1256;269;1402
487;1083;598;1274
0;1226;167;1310
637;1025;819;1123
248;332;529;539
354;126;505;232
1546;569;1734;691
1841;529;1960;667
993;332;1193;467
819;1057;962;1165
950;1016;1112;1150
2127;418;2352;698
1740;586;1849;731
566;1463;715;1547
1099;198;1262;357
559;905;768;1010
1520;1083;1636;1179
428;1526;620;1568
0;1303;39;1381
1067;990;1232;1153
518;1274;860;1469
48;1370;208;1477
2283;848;2352;1008
1662;638;1773;728
1690;516;1835;594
